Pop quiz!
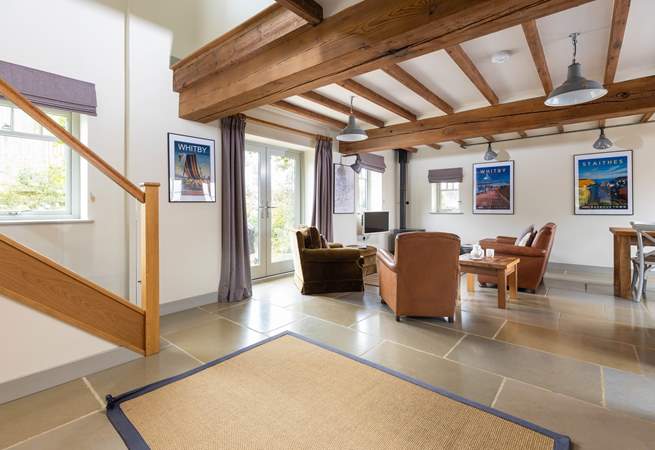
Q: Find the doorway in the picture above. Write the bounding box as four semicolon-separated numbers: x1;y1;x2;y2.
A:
245;142;303;279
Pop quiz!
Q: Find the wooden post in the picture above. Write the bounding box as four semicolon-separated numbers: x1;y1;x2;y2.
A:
140;183;160;355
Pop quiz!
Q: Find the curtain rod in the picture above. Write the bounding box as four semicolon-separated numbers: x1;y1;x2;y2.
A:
245;115;331;141
460;120;653;148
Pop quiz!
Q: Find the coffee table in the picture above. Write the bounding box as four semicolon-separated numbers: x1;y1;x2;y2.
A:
459;255;520;309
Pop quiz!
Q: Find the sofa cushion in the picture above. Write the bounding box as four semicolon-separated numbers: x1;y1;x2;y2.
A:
515;225;535;246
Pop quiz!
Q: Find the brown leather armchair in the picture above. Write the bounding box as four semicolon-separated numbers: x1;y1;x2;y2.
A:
480;223;557;292
377;232;460;322
291;227;364;295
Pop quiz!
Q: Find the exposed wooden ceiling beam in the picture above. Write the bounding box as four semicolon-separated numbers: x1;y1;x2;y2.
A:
640;112;653;122
339;75;655;154
271;100;346;129
177;0;593;122
298;91;385;127
445;45;499;105
172;5;306;92
337;79;417;122
518;131;528;138
521;19;564;134
403;147;419;153
425;144;442;150
382;65;454;114
245;115;327;140
604;0;631;86
454;139;467;147
275;0;323;25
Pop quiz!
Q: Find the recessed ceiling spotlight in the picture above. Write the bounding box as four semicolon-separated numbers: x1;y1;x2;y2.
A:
491;50;512;64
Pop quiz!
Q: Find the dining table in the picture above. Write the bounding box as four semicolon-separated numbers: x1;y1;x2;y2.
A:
609;227;655;299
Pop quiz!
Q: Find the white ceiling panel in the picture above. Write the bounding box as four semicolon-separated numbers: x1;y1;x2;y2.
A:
538;0;613;89
526;127;560;137
605;115;643;126
460;25;545;102
313;84;399;125
352;70;445;120
565;121;599;132
399;51;489;112
615;0;655;82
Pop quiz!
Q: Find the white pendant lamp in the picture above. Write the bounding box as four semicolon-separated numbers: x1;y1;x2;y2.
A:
545;33;607;107
336;96;368;142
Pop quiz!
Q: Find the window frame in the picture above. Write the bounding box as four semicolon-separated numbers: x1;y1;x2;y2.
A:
0;99;81;221
430;181;463;214
357;168;383;212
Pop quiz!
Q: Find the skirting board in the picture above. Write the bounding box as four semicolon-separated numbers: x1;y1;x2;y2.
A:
1;291;220;405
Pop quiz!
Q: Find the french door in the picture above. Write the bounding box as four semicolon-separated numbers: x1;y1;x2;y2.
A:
245;142;302;279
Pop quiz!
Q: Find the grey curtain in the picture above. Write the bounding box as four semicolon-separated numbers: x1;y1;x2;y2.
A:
0;60;97;115
311;136;333;242
218;114;252;302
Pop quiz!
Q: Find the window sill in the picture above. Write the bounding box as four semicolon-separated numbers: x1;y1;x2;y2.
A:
429;211;464;215
0;218;94;226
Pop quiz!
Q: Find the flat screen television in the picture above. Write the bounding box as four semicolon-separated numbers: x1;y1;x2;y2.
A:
363;211;389;234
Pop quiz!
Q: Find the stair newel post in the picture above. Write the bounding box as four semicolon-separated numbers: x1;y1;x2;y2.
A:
140;182;160;356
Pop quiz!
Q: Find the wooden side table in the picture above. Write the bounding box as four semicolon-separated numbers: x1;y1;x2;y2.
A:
347;245;377;276
459;255;520;309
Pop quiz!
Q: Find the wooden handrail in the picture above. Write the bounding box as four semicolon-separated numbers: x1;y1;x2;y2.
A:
0;78;145;203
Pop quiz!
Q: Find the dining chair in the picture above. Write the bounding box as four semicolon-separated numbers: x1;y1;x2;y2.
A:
630;221;655;302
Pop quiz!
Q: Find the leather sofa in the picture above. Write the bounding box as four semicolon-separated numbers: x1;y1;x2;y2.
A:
377;232;460;322
480;223;557;292
291;227;364;294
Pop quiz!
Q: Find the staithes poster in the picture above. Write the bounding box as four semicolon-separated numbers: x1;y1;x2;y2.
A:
574;150;632;215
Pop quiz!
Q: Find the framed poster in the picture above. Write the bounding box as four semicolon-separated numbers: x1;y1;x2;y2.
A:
168;133;216;203
333;163;355;214
574;150;633;215
473;160;514;214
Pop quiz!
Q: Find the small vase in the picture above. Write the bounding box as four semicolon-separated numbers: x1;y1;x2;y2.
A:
470;243;484;259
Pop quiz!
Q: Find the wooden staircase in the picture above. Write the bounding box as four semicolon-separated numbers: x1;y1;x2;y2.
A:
0;78;160;356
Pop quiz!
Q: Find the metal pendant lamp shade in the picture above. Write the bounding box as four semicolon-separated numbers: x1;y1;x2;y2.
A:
593;127;613;150
336;97;368;142
483;143;498;161
545;33;607;107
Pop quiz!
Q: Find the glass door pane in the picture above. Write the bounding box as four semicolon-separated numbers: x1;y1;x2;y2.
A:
267;149;301;274
245;146;265;279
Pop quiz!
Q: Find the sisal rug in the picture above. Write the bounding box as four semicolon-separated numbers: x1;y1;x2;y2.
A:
106;333;570;450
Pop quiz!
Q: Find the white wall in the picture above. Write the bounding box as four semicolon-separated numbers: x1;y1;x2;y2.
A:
0;0;278;384
407;124;655;267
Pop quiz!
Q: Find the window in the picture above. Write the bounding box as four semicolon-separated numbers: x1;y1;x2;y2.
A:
357;169;382;211
0;101;81;220
431;182;462;213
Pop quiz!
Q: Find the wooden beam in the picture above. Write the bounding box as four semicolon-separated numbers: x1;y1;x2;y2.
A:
339;75;655;153
275;0;323;25
640;112;653;123
246;115;327;140
172;5;306;92
518;131;528;138
445;45;499;105
271;100;346;129
141;183;160;356
521;20;565;133
522;20;553;94
425;144;442;150
483;136;495;142
337;79;417;122
382;65;454;114
403;147;419;153
604;0;631;86
298;91;385;127
177;0;592;122
454;139;467;147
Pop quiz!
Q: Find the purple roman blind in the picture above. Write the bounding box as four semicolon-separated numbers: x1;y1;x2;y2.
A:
0;61;97;115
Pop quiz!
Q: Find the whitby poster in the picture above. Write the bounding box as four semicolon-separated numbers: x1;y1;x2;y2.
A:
574;150;632;215
168;133;216;202
473;161;514;214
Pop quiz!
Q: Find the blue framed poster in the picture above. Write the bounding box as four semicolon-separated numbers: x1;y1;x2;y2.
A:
574;150;633;215
473;160;514;214
168;133;216;203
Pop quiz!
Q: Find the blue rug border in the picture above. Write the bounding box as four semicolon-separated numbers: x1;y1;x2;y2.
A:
106;331;570;450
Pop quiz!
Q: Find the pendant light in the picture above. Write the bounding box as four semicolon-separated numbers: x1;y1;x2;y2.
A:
545;33;607;107
483;142;498;161
593;127;613;150
336;96;368;142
